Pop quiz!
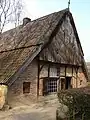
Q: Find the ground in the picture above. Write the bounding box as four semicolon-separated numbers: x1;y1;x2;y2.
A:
0;94;58;120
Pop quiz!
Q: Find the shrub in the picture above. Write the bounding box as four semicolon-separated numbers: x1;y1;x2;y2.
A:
56;87;90;120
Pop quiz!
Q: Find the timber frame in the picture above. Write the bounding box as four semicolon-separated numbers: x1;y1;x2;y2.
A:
37;58;81;96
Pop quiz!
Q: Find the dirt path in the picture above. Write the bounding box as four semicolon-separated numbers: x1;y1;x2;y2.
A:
0;94;58;120
0;107;56;120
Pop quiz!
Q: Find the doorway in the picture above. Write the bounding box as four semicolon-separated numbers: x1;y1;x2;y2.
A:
61;77;72;90
66;77;72;89
61;78;66;90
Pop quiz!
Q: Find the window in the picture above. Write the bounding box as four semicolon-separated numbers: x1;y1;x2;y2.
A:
23;82;30;94
47;79;57;93
43;78;58;95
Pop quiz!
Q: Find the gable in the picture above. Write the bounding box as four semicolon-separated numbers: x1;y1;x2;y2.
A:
40;14;83;65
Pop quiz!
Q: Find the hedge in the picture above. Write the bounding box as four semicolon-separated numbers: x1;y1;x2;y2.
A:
56;87;90;120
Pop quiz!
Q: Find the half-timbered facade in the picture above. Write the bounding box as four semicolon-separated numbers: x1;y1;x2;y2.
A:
0;8;88;107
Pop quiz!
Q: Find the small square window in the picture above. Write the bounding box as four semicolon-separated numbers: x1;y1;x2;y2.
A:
23;82;31;94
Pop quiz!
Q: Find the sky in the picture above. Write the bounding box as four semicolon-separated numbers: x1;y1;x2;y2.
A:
6;0;90;62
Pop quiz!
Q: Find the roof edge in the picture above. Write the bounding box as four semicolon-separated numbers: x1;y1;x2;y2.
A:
67;11;84;56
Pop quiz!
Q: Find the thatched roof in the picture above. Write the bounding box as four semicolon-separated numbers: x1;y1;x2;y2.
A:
0;8;88;84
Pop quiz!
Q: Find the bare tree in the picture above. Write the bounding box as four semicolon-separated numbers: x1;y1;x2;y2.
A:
0;0;23;33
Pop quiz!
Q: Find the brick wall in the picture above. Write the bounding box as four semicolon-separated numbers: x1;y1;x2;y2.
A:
71;67;87;88
77;67;87;88
7;59;38;107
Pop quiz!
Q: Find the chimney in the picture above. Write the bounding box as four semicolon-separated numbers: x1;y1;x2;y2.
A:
23;17;31;26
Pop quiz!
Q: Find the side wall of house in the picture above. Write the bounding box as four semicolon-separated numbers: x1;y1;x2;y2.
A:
7;59;38;107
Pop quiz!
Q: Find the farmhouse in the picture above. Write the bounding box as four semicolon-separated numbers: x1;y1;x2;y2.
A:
0;8;88;107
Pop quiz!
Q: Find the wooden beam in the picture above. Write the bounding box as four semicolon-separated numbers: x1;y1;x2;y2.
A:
40;77;59;79
65;66;67;89
48;64;50;78
72;66;73;77
75;67;79;88
65;66;67;77
39;60;81;68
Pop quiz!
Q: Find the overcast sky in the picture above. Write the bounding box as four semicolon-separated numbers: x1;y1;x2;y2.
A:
6;0;90;62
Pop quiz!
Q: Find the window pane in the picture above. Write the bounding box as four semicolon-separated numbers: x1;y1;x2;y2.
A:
23;82;30;94
47;79;57;93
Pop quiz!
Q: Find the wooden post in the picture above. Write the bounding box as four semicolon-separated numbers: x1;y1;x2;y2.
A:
48;64;50;78
65;66;67;89
71;66;73;88
37;56;40;97
76;67;79;88
57;65;61;91
72;66;73;77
